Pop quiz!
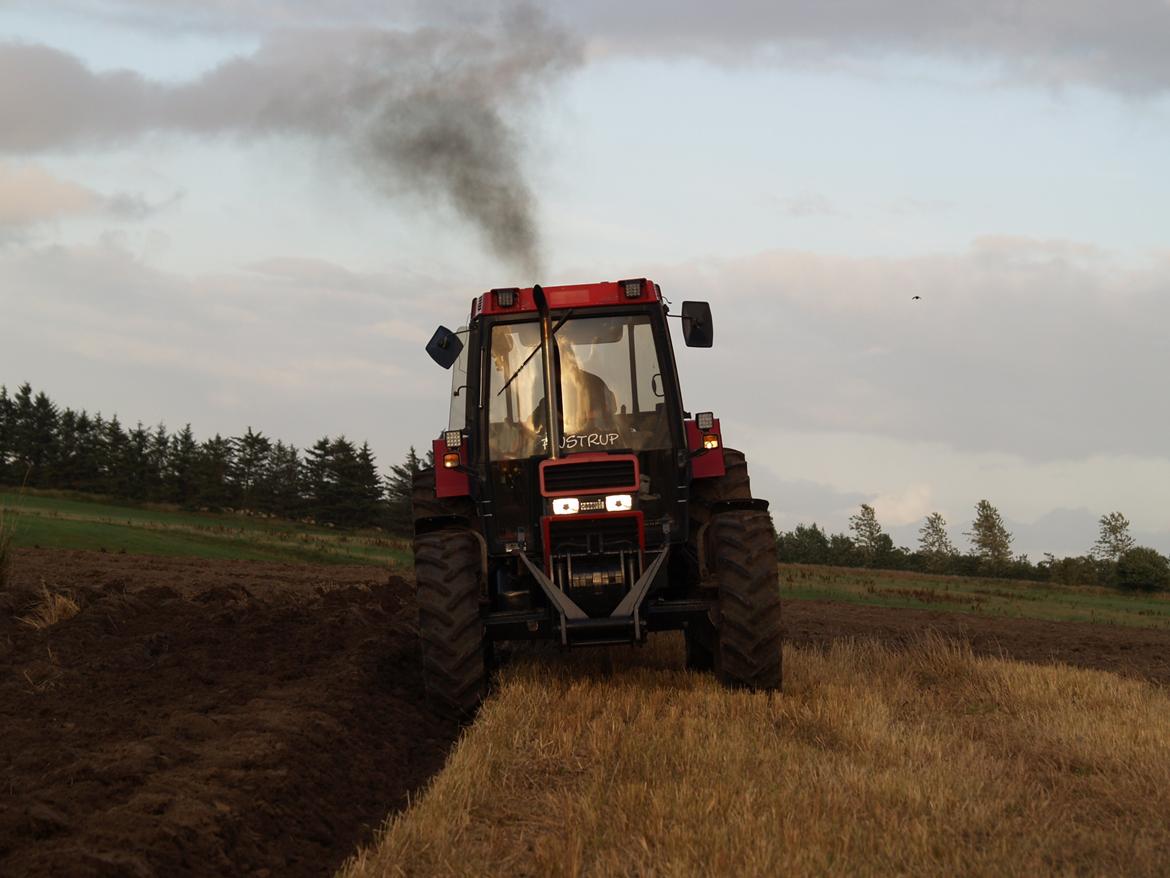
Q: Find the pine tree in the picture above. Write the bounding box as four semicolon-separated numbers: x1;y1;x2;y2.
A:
54;407;78;488
965;500;1013;567
169;425;199;505
231;427;273;512
196;434;235;509
99;415;129;496
124;422;152;500
301;437;334;523
327;437;362;526
72;411;101;491
10;384;34;470
268;441;302;518
1092;511;1135;562
918;512;957;571
27;390;61;485
385;446;425;534
147;424;170;501
0;386;13;482
9;384;40;483
353;442;385;527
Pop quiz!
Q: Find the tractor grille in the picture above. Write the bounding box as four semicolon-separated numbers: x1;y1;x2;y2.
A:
541;456;637;495
548;516;640;556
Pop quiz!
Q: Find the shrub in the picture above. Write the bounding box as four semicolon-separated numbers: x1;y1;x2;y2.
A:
1116;547;1170;592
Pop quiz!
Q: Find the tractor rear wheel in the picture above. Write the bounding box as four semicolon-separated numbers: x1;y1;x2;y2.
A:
710;509;782;690
412;467;475;524
414;528;486;718
686;447;751;580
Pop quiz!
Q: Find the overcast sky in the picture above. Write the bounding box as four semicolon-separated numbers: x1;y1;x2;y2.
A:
2;1;1168;557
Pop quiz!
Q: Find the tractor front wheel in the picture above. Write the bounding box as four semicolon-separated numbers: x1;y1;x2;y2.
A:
710;509;782;690
415;528;486;718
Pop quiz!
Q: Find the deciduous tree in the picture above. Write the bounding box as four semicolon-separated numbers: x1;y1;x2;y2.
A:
1092;511;1135;562
849;503;886;564
918;512;957;571
965;499;1013;567
1116;547;1170;592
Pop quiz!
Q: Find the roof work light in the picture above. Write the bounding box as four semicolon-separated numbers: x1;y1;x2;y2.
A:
620;278;645;299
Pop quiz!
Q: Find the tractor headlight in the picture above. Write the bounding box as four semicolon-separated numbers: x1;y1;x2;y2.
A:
552;497;580;515
696;411;714;431
605;494;633;512
443;429;462;449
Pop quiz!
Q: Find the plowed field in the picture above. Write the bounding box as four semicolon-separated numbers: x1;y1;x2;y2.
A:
0;549;457;877
4;549;1170;876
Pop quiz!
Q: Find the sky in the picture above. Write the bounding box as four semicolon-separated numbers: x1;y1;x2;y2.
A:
2;0;1169;558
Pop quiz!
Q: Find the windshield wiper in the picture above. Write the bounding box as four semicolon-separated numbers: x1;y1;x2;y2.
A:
496;310;574;397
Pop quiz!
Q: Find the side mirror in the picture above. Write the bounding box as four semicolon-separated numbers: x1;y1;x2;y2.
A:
426;325;464;369
681;301;714;348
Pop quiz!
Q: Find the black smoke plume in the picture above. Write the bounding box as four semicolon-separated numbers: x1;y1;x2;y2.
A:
0;6;580;274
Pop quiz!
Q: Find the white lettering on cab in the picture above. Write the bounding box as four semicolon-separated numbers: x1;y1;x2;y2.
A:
561;432;621;450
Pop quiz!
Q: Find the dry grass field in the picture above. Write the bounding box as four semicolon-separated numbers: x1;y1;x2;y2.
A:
342;634;1170;877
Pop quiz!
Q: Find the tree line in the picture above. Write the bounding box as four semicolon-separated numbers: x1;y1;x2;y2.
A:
0;383;426;532
776;502;1170;591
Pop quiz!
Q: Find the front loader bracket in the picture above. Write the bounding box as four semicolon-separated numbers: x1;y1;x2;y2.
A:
511;547;670;645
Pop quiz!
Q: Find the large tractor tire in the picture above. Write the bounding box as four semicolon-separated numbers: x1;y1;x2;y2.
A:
685;447;752;586
414;528;487;718
412;467;475;526
684;449;782;687
688;448;751;529
710;509;782;690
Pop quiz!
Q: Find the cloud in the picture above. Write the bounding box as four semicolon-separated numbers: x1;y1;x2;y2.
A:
0;236;456;463
0;6;581;273
367;319;429;344
24;0;1170;97
103;190;183;220
773;192;839;218
871;483;933;527
559;0;1170;96
0;161;177;233
656;237;1170;461
0;162;98;227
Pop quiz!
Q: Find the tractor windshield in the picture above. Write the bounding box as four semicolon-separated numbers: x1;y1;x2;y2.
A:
488;313;671;460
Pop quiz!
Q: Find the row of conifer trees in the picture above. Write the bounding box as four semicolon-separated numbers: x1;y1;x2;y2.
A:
0;383;425;531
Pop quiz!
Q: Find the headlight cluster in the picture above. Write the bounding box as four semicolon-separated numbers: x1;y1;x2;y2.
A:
552;494;634;515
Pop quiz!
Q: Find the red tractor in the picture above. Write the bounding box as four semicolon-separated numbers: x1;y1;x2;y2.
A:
415;279;780;715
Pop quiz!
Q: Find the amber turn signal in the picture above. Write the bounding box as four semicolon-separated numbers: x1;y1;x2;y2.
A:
442;452;461;469
703;433;720;450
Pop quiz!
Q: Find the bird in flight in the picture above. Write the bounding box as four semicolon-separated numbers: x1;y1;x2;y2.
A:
911;295;922;300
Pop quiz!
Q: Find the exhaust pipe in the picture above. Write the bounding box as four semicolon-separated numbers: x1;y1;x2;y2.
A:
532;284;562;459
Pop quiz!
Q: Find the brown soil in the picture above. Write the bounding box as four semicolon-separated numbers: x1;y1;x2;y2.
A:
0;549;458;878
785;599;1170;685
